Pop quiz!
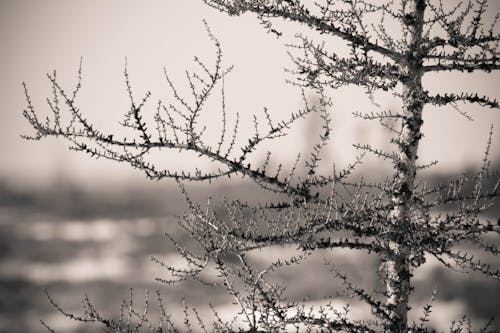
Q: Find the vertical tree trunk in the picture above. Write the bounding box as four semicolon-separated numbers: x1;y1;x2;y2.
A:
386;1;425;332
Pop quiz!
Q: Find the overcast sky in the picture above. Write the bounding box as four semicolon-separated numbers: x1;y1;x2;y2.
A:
1;0;499;188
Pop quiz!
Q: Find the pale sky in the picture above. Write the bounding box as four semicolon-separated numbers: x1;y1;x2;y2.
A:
1;0;499;188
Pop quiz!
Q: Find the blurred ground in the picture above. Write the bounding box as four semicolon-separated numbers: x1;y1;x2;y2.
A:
0;177;499;333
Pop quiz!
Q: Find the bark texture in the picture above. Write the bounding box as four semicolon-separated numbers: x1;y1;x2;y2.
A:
386;1;426;332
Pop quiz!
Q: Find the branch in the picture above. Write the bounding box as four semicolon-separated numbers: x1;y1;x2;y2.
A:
287;34;401;91
203;0;400;61
425;92;499;108
290;313;378;333
22;25;321;201
424;59;500;73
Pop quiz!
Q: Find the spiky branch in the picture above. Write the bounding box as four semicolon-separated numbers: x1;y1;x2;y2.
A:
23;1;500;333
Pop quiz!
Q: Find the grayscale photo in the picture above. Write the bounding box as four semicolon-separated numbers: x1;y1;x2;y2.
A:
1;1;499;332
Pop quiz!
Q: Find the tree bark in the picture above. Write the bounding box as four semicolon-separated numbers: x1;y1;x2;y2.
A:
386;1;426;332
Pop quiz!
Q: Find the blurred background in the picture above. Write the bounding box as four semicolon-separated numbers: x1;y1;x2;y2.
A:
1;1;500;332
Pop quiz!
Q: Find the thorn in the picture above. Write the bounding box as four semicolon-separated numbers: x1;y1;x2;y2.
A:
270;29;282;37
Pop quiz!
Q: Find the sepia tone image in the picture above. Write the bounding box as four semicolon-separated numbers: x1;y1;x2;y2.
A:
1;1;500;332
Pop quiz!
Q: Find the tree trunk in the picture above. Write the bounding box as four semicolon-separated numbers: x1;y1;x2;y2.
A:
386;1;425;332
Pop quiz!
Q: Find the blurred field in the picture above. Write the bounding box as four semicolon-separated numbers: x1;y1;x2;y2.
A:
0;177;499;333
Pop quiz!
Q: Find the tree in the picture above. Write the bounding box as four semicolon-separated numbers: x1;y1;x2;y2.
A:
23;1;500;332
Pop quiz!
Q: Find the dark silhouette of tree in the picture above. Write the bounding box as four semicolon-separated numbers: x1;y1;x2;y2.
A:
23;1;500;332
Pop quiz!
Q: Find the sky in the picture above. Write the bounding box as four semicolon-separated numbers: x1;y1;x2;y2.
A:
1;0;500;189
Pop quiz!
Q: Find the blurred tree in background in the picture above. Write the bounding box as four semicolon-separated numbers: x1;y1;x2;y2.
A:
23;0;500;332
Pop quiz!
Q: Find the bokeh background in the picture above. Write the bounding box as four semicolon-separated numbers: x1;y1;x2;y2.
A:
1;1;500;332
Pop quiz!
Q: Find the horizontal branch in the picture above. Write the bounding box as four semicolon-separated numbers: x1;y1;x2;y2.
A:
425;92;499;108
302;237;386;254
423;35;500;53
291;314;378;333
424;61;500;73
69;133;314;199
203;0;400;61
